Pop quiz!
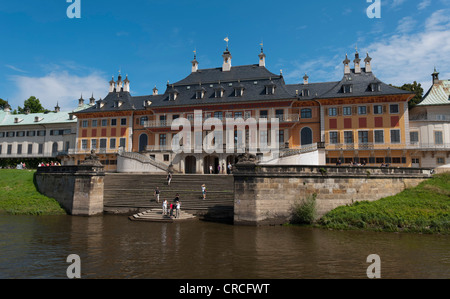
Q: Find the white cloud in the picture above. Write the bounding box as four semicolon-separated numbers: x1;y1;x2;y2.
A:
10;70;108;112
418;0;432;10
367;9;450;90
396;16;417;33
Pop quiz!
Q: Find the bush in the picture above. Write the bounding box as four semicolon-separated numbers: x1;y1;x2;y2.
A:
291;193;317;224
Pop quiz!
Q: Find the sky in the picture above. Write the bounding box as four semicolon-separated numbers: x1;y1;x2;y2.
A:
1;0;450;112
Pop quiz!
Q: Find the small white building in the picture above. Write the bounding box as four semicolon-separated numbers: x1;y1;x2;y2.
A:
0;100;91;166
409;69;450;169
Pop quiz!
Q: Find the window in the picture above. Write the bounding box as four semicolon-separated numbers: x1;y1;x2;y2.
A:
81;140;88;150
17;144;22;155
234;87;244;97
301;108;312;119
275;109;284;120
374;130;384;143
27;131;36;137
110;138;116;149
139;117;148;126
278;130;285;144
159;115;167;126
358;106;367;115
119;138;126;148
38;144;44;154
196;90;204;99
82;120;88;128
373;105;383;115
328;108;337;116
234;112;243;119
111;119;117;126
391;129;401;143
343;107;352;116
410;131;419;143
121;118;127;126
7;132;15;138
392;157;401;164
173;115;179;120
16;131;25;137
27;144;33;154
390;104;399;114
244;111;252;119
344;131;353;144
214;111;223;120
92;120;98;127
159;134;167;146
342;84;352;93
215;89;224;98
437;157;445;164
435;131;443;145
164;154;170;162
99;139;107;149
7;144;12;155
91;139;97;149
412;158;420;164
37;130;46;137
358;131;369;144
329;132;338;144
370;83;380;92
0;132;4;138
259;110;268;119
102;119;108;127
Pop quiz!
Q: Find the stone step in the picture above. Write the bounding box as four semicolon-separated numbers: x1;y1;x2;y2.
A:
129;209;197;222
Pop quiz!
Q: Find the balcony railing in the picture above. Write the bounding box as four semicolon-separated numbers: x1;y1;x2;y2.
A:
326;142;450;150
409;114;450;122
143;114;301;128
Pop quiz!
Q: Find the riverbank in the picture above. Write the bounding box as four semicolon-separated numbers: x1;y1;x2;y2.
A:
0;169;66;215
317;173;450;234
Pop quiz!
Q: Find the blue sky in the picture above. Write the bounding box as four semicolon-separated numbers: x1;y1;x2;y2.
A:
1;0;450;111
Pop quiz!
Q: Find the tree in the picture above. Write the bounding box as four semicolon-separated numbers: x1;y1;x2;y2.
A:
17;96;50;114
390;82;424;109
0;98;8;110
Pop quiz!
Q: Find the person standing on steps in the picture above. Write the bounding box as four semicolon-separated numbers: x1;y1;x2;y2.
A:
201;184;206;200
175;200;181;218
167;172;172;186
154;187;160;203
162;199;168;216
222;163;225;174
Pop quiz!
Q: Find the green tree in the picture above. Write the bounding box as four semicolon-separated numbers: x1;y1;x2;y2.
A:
390;81;424;109
17;96;50;114
0;98;8;110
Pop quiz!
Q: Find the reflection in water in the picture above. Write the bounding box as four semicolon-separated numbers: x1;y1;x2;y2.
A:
0;215;448;279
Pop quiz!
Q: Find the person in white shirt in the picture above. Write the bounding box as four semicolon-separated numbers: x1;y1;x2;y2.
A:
162;199;168;215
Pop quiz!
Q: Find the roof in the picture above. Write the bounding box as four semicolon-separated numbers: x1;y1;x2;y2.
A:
316;68;412;99
0;110;77;127
418;79;450;106
74;90;146;114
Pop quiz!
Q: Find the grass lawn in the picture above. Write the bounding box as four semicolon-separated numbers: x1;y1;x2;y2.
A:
0;169;66;215
318;173;450;234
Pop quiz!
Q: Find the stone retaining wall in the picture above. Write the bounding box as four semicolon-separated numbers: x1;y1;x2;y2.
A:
233;163;432;226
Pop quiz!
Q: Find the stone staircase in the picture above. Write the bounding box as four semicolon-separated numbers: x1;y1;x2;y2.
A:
103;173;235;221
129;208;197;223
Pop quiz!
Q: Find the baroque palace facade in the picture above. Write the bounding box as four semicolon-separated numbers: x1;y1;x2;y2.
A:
66;46;424;173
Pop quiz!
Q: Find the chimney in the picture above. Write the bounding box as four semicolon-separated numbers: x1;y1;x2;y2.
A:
432;67;440;85
303;73;309;85
123;75;130;92
191;51;199;73
354;50;361;74
109;76;115;93
364;52;372;73
258;44;266;67
89;94;95;106
78;94;84;107
343;54;350;74
153;86;159;96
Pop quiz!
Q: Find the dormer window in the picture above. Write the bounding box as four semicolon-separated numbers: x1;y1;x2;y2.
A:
342;84;353;94
265;83;276;95
370;83;381;92
215;86;224;98
301;89;310;97
234;88;244;97
196;87;206;99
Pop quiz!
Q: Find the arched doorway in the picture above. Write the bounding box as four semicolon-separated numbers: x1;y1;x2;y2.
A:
185;156;196;174
300;127;313;146
139;134;148;152
203;156;219;174
52;142;59;154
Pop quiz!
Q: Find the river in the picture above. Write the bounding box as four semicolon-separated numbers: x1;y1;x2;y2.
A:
0;215;448;279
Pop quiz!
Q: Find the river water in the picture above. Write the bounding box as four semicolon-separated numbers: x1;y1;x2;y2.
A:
0;215;448;279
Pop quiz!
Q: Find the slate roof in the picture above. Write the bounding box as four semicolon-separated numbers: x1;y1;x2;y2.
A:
418;79;450;106
316;68;412;99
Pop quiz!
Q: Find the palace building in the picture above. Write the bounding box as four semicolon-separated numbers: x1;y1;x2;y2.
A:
69;45;414;173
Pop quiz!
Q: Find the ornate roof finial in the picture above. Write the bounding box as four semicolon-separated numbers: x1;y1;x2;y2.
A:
224;36;229;51
260;41;264;53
